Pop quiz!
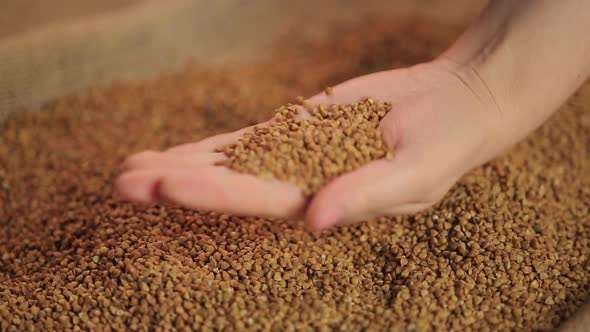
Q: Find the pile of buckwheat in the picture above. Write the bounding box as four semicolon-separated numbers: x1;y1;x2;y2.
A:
1;17;589;331
221;98;393;194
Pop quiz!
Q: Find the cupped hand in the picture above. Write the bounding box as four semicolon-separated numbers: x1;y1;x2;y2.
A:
116;59;507;229
115;122;307;218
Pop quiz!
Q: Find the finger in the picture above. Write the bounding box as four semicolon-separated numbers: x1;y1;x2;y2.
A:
158;167;306;218
123;151;225;171
166;121;270;154
115;169;163;204
306;153;429;230
116;166;306;218
381;202;433;216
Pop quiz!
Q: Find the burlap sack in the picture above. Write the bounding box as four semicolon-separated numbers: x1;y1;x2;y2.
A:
0;0;483;122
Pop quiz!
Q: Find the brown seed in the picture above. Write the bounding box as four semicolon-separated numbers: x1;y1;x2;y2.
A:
1;15;588;332
221;98;394;194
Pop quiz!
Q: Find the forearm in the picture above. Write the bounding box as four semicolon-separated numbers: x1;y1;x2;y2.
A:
439;0;590;146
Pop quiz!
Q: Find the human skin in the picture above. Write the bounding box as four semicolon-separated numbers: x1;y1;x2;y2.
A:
117;1;590;326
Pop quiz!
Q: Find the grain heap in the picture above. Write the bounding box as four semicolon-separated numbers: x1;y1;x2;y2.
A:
221;98;393;194
1;17;589;332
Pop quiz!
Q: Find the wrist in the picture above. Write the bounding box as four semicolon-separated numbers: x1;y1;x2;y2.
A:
439;0;590;149
411;57;518;172
431;55;517;139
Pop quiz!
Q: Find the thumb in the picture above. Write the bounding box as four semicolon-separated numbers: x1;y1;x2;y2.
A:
305;153;432;230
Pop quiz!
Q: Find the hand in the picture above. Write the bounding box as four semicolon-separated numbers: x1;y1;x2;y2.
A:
305;59;507;229
116;59;508;229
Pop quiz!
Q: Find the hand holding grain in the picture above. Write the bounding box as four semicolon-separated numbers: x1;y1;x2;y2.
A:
116;60;503;229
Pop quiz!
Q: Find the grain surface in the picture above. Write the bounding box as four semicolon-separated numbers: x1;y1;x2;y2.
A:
1;17;589;331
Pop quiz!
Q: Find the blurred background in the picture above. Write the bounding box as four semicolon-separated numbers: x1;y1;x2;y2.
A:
1;0;483;38
0;0;485;120
0;0;139;39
